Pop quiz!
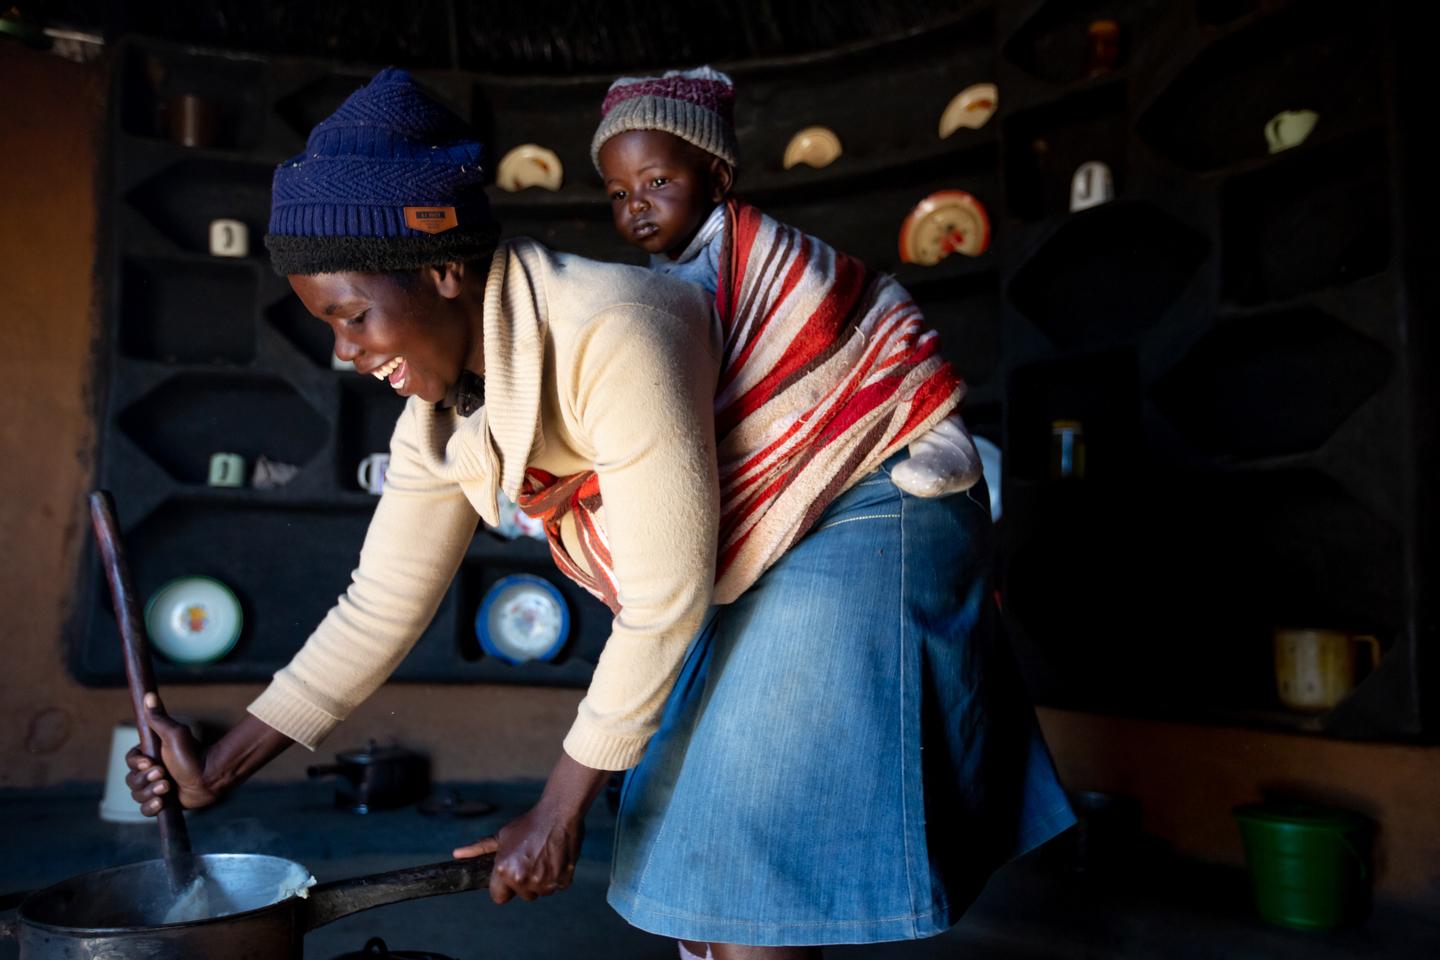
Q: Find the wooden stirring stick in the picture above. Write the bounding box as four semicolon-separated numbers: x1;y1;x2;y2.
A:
88;491;197;893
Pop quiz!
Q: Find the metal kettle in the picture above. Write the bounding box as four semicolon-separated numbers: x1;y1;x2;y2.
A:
307;740;431;813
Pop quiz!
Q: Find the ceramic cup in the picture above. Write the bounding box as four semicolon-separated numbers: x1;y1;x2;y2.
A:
208;218;248;258
357;453;389;495
207;451;245;487
1070;161;1115;212
98;723;149;823
1274;627;1381;713
166;93;218;148
1087;19;1121;77
1265;110;1319;155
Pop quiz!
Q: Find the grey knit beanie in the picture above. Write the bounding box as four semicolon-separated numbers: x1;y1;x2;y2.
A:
590;65;740;174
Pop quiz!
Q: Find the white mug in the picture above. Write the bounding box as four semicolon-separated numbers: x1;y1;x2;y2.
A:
1070;161;1115;212
209;218;249;258
357;453;389;495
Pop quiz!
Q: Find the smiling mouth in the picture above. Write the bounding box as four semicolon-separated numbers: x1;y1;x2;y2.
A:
372;356;408;390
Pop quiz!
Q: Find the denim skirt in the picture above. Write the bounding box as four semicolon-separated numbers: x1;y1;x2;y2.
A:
607;458;1076;946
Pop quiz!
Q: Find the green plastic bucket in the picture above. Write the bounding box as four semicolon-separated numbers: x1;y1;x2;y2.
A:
1233;803;1370;930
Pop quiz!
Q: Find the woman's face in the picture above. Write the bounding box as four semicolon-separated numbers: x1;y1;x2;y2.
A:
288;268;472;404
598;130;731;259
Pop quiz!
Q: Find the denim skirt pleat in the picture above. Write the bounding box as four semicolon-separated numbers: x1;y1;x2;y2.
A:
607;458;1076;946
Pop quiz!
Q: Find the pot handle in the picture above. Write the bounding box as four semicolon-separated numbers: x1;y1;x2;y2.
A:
304;855;494;931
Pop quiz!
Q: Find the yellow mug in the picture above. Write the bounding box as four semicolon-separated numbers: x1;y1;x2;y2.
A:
1274;628;1381;714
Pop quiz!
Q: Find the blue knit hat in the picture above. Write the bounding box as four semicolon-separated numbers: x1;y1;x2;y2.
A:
265;67;500;275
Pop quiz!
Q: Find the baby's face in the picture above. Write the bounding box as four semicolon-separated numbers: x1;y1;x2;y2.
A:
599;130;728;259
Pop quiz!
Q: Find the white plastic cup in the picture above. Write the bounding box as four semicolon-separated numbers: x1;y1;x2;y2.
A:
99;723;150;824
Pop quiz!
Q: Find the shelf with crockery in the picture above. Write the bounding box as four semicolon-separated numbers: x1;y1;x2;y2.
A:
74;6;1433;732
989;0;1427;739
75;39;582;686
451;555;610;688
1135;0;1382;177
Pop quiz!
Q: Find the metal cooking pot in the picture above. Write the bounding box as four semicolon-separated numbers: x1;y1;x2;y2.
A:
0;852;491;959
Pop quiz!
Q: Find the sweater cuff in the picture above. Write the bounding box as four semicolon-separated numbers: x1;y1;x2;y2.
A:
562;715;652;771
247;677;342;751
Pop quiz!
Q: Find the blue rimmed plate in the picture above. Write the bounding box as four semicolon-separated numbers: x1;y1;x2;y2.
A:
475;574;570;665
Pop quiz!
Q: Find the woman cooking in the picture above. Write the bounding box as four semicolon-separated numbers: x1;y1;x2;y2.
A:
126;69;1073;958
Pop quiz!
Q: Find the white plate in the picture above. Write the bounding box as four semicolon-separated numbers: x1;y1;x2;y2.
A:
898;190;991;265
144;576;242;664
476;575;570;665
496;144;564;192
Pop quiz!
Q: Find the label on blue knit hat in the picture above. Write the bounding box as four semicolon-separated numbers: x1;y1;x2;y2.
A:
404;206;459;234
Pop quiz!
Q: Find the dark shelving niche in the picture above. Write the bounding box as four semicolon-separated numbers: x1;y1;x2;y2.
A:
765;172;1001;279
267;292;336;368
274;73;369;141
736;8;996;184
453;557;611;687
991;0;1428;740
338;377;408;491
1003;0;1173;85
914;272;1002;390
1003;479;1229;710
79;499;381;683
1139;0;1382;173
117;373;328;485
119;45;267;150
275;70;470;144
1008;201;1209;350
127;158;275;256
1216;470;1404;635
1221;133;1390;305
1152;306;1392;461
1003;81;1127;222
1004;349;1141;485
1003;468;1403;721
119;257;258;364
1196;0;1260;28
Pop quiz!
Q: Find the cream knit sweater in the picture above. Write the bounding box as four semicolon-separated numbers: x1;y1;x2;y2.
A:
248;239;721;771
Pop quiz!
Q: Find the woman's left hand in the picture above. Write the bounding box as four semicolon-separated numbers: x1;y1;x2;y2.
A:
453;752;611;904
454;802;583;903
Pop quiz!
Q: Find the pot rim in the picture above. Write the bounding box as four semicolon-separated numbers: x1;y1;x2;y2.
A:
17;853;308;935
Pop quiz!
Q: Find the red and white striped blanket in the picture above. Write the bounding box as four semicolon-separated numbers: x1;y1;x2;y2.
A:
519;199;964;611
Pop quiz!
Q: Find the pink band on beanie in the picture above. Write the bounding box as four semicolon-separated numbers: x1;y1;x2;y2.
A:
591;65;740;174
601;74;734;123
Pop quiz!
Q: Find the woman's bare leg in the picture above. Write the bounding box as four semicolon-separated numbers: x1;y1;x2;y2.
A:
710;945;822;960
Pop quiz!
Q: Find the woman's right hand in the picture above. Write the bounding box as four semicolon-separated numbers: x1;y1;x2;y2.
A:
125;692;220;814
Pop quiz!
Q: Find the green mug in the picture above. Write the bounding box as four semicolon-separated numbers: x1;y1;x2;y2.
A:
207;451;245;487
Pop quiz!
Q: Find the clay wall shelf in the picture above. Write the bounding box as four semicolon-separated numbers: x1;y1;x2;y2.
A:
73;5;1432;738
